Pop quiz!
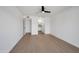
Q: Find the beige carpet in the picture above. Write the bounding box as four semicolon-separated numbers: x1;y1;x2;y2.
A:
10;33;79;53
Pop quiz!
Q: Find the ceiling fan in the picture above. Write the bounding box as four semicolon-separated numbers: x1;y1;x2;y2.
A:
41;6;51;13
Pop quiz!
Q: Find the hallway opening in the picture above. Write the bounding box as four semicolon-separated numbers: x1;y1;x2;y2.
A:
38;17;45;34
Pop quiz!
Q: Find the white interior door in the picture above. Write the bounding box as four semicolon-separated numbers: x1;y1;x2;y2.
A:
23;18;31;35
25;20;31;33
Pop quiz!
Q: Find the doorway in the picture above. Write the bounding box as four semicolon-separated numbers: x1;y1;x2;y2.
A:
23;16;31;35
38;17;45;34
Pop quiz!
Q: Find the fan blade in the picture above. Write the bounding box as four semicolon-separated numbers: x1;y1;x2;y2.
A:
44;11;51;13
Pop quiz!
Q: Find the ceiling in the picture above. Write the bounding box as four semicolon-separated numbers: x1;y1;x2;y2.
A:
17;6;71;16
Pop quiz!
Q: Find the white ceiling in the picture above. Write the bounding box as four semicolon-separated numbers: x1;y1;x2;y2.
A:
17;6;71;16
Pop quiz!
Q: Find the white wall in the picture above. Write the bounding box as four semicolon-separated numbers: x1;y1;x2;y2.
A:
44;17;51;34
0;7;23;52
50;7;79;48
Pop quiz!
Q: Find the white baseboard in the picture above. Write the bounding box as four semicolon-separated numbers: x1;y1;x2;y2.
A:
50;33;79;48
8;34;23;53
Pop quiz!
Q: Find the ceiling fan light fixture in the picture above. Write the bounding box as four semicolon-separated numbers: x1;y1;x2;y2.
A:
23;16;26;18
42;11;45;13
41;6;51;13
